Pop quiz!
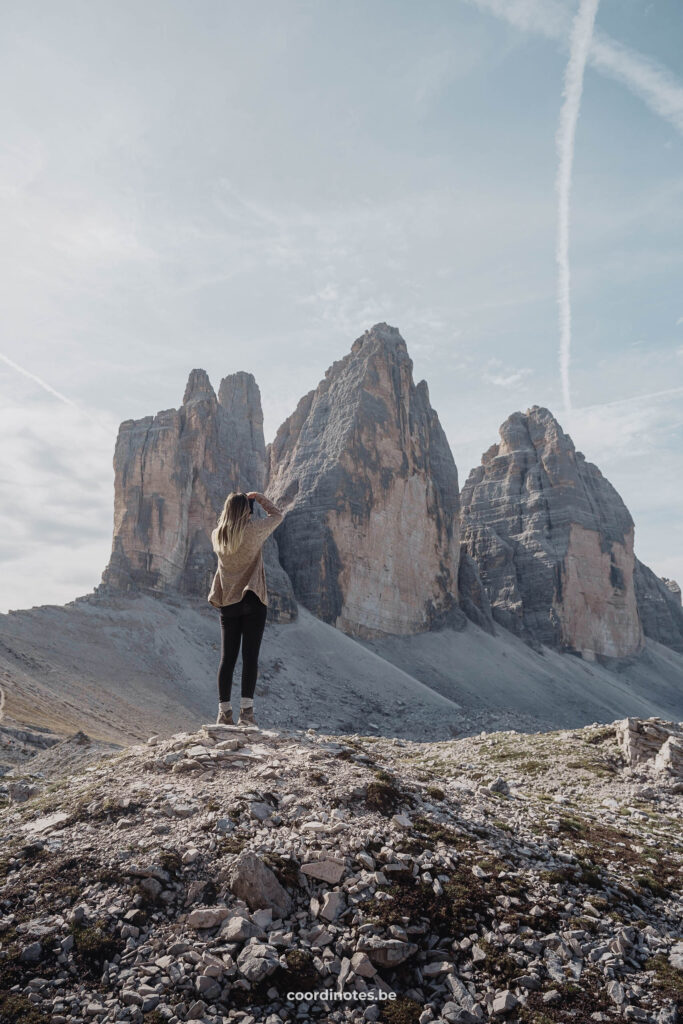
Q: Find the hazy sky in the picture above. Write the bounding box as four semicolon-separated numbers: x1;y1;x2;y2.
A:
1;0;682;612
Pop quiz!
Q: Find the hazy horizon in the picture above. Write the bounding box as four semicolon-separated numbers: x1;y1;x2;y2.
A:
1;0;682;612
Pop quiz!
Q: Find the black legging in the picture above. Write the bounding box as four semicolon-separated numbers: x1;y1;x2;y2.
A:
217;590;268;702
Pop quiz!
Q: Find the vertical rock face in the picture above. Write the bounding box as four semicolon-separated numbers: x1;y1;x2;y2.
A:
266;323;461;637
633;561;683;653
102;370;296;621
461;406;644;658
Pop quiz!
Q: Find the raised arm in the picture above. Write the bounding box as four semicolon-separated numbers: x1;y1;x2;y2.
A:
247;492;283;517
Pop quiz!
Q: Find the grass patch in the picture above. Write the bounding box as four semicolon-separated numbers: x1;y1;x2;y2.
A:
362;863;493;937
365;769;412;816
0;993;50;1024
646;955;683;1002
380;996;423;1024
70;919;122;978
262;852;301;889
584;726;617;745
426;786;445;801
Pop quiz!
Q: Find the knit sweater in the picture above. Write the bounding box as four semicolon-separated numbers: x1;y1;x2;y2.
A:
208;495;284;609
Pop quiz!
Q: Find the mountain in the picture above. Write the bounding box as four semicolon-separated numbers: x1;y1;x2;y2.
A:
266;323;461;638
0;325;681;751
100;369;296;622
634;558;683;653
461;406;644;659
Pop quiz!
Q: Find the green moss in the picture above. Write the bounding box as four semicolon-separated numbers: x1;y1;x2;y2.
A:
0;993;50;1024
646;955;683;1001
411;815;468;849
263;852;300;889
282;949;319;989
380;996;423;1024
426;786;445;801
70;920;122;977
158;850;182;878
584;726;617;745
363;863;493;937
635;874;671;899
365;769;411;816
557;815;587;835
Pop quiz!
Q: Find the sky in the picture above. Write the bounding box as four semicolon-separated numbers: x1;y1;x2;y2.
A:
1;0;682;612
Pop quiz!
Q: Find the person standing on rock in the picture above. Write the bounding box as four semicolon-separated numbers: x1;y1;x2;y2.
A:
208;491;284;728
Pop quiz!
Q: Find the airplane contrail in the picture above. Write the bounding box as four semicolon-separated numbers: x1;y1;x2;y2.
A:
0;351;77;407
556;0;600;413
462;0;683;138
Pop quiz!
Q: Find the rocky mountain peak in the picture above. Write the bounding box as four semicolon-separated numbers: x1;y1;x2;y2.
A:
267;324;461;637
462;407;642;657
182;368;216;405
101;370;295;620
349;320;409;358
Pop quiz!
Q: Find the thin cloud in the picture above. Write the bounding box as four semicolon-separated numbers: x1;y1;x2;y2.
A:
556;0;600;413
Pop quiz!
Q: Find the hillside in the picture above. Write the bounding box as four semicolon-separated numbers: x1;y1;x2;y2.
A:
2;594;683;751
0;717;681;1023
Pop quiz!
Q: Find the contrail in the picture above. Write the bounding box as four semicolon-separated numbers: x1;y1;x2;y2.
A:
462;1;683;138
556;0;600;413
0;351;77;407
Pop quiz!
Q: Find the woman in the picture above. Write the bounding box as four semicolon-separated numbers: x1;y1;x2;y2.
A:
208;490;284;728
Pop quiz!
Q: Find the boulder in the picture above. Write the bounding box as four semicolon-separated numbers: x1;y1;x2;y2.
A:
226;851;292;918
236;941;280;981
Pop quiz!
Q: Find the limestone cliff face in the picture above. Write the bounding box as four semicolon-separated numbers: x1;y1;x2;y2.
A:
634;561;683;653
461;406;644;658
102;370;296;621
266;323;461;637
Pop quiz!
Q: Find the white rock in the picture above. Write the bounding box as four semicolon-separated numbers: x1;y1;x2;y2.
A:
301;859;346;884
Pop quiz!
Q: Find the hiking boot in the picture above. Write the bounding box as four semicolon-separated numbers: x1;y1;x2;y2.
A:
216;708;234;726
238;707;257;728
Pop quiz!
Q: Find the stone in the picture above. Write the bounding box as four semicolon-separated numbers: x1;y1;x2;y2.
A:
8;782;31;803
491;990;518;1014
616;717;683;773
445;973;479;1012
20;941;42;963
654;736;683;775
100;368;296;622
186;906;230;930
220;915;264;942
236;941;280;981
301;858;346;884
319;890;346;921
392;813;413;828
606;980;627;1006
350;952;376;977
227;851;292;918
266;323;462;637
461;406;644;657
423;960;451;976
357;937;418;966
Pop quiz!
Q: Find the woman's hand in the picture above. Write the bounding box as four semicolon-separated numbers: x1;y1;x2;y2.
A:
245;491;259;501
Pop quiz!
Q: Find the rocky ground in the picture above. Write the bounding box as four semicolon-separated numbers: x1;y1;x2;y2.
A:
0;717;681;1024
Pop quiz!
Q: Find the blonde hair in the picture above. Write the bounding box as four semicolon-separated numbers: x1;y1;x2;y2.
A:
212;492;251;555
